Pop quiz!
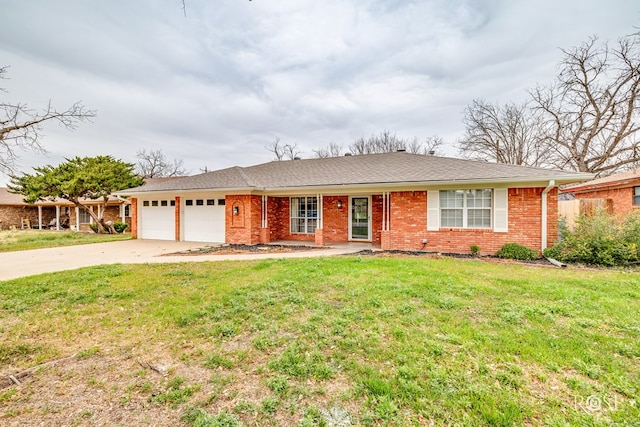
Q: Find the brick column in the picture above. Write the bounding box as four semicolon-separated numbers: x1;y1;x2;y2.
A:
259;227;271;244
380;230;391;250
175;197;181;241
131;198;138;238
315;228;325;246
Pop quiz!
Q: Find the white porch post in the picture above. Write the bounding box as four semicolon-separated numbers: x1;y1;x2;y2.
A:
121;204;125;223
75;207;80;231
317;193;323;229
55;205;60;231
38;206;43;230
261;195;268;228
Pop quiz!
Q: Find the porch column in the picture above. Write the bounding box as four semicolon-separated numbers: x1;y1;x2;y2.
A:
259;195;270;244
120;204;126;223
380;192;392;250
55;205;61;231
38;206;43;229
75;207;80;231
131;198;138;239
315;193;324;247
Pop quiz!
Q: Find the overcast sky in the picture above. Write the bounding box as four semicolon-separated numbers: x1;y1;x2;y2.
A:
1;0;638;183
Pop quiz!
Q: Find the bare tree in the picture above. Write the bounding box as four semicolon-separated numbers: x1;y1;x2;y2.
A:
266;137;301;160
135;148;187;178
312;131;444;158
0;66;96;175
349;130;406;154
458;100;550;167
531;34;640;175
408;135;443;155
313;142;344;158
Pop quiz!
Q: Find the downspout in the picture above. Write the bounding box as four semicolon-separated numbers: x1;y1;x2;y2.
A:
541;180;555;252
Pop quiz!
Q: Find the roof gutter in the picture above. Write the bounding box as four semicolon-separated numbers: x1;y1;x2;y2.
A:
541;180;555;252
260;174;591;194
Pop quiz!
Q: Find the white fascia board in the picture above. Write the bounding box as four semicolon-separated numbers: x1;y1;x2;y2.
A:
259;174;594;195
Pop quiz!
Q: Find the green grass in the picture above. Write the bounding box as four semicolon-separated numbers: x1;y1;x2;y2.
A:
1;257;639;426
0;229;130;252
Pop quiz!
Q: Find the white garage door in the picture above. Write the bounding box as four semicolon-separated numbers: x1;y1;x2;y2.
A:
183;198;226;243
139;199;175;240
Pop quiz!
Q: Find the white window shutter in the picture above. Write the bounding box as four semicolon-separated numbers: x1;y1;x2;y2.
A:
427;190;440;231
493;188;508;232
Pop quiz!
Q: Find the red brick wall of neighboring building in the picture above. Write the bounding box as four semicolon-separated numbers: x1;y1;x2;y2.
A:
0;206;57;229
572;187;638;216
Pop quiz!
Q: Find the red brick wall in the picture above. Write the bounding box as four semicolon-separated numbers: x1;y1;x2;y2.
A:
0;206;56;229
175;197;181;241
225;195;262;245
131;198;138;238
68;205;123;232
383;188;558;254
264;195;382;244
573;187;638;216
222;188;558;254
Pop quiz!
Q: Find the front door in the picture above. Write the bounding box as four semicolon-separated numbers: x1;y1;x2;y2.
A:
350;196;371;240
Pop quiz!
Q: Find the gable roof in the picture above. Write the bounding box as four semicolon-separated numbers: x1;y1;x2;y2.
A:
122;152;593;194
561;169;640;193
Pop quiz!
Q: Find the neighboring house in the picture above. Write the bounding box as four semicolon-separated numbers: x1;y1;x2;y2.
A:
120;152;591;253
560;169;640;217
0;187;132;231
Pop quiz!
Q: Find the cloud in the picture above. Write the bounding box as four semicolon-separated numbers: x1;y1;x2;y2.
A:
0;0;638;183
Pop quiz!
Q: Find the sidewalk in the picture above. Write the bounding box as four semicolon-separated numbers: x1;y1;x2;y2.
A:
0;240;369;281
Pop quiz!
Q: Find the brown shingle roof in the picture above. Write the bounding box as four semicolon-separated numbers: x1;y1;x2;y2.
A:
0;187;124;206
561;169;640;193
123;152;592;193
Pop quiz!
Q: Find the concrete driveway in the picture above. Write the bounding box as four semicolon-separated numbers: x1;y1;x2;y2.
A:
0;240;366;281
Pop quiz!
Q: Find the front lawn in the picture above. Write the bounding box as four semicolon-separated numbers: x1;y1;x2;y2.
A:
0;229;130;252
0;257;638;426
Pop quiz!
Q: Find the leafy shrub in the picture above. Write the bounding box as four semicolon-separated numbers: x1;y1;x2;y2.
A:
543;210;640;266
470;245;481;257
88;222;128;234
495;243;538;260
113;222;128;233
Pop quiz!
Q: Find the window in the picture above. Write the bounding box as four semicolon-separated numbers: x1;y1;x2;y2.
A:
440;189;492;228
218;199;226;206
196;199;204;206
207;199;215;206
170;200;176;207
161;200;168;207
151;200;159;207
124;205;131;218
634;186;640;206
143;201;150;207
186;200;193;206
79;208;92;224
290;196;318;234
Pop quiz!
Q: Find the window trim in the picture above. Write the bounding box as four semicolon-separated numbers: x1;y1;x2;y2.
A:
290;196;318;235
438;189;493;229
634;186;640;206
78;206;93;224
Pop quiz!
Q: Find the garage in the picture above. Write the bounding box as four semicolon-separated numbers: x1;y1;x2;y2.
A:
183;197;226;243
139;199;175;240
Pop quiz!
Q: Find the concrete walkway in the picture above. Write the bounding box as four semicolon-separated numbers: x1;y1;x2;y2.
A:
0;240;371;281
